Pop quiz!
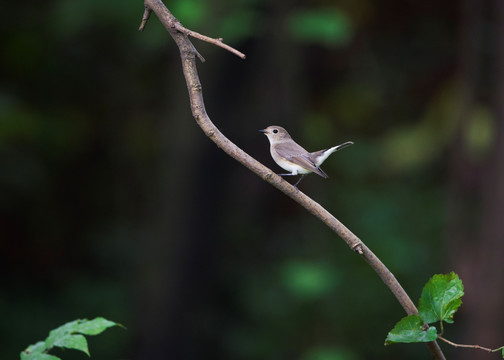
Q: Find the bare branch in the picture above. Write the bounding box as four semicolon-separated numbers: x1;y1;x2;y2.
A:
138;6;151;31
140;1;445;359
175;25;246;59
438;336;493;352
140;1;245;59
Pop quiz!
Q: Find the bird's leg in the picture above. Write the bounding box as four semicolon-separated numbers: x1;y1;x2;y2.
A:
276;173;304;187
293;175;305;187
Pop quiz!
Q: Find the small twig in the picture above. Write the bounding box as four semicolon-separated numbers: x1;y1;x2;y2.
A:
437;335;494;353
174;24;246;59
138;6;151;31
139;1;245;59
188;39;206;63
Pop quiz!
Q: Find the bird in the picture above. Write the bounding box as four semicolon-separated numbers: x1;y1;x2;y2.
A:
259;125;353;187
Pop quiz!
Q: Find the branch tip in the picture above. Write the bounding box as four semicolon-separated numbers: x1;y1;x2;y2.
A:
173;22;246;59
437;335;495;353
138;6;152;31
195;49;206;63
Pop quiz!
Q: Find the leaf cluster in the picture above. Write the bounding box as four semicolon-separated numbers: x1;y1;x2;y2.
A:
386;273;504;357
385;272;463;344
20;318;122;360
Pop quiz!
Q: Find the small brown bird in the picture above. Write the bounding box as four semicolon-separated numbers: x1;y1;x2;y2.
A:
259;125;353;187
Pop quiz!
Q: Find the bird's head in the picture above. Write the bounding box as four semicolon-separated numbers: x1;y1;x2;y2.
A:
259;126;292;144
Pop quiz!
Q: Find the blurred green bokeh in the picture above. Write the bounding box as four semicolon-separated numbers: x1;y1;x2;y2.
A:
287;9;353;47
1;0;502;360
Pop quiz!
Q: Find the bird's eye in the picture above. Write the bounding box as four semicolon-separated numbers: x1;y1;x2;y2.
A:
273;129;278;134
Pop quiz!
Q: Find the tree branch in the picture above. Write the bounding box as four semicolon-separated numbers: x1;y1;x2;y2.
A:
138;6;151;32
138;3;245;60
139;1;446;359
437;335;497;353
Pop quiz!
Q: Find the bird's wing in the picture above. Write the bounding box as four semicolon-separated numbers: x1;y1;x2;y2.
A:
275;143;328;178
291;155;328;178
274;141;308;158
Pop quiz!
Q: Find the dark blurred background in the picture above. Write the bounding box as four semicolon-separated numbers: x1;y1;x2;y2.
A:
2;0;504;359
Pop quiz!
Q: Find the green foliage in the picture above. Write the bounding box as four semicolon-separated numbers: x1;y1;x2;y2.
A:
386;273;464;345
287;9;353;47
21;342;60;360
418;272;464;324
385;315;437;345
20;318;122;360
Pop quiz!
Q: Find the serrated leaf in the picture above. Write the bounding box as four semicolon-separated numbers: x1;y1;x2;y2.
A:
385;315;437;345
418;272;464;324
45;320;80;348
45;317;121;350
74;317;121;335
52;334;89;355
23;317;121;360
20;340;61;360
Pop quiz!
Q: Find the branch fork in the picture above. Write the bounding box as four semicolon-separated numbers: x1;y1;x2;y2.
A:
139;3;246;60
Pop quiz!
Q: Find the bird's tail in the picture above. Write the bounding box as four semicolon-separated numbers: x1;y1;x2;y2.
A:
329;141;354;153
312;141;354;167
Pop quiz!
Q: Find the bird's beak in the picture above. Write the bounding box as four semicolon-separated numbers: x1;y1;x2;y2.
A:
258;129;268;133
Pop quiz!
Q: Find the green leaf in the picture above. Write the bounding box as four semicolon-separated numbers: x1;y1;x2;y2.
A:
21;318;121;360
45;320;79;349
52;334;89;356
20;341;60;360
21;353;60;360
385;315;437;344
418;272;464;324
22;341;47;355
43;318;121;357
73;317;122;335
